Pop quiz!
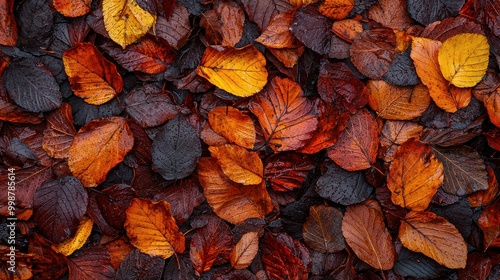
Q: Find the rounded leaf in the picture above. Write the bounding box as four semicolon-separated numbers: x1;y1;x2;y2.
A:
230;231;259;269
208;106;255;149
209;144;263;185
303;205;345;253
55;216;93;256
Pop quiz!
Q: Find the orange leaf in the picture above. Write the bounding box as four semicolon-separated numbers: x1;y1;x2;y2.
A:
367;0;412;30
209;144;263;185
342;199;396;270
399;211;467;269
485;90;500;129
208;106;255;149
468;166;499;207
327;108;379;171
387;139;444;211
217;0;245;47
53;0;90;17
42;103;76;159
197;45;268;97
367;80;431;120
230;231;259;269
268;46;304;68
250;77;318;152
197;157;273;224
54;216;93;256
319;0;354;20
303;205;345;253
68;116;134;187
331;18;363;43
0;0;17;46
255;10;299;49
63;43;123;105
379;120;423;162
478;199;500;249
410;37;471;113
124;198;185;259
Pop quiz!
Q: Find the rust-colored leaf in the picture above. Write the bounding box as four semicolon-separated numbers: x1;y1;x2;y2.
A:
53;0;90;17
478;199;500;250
42;103;76;159
68;116;134;187
303;205;345;253
208;106;255;149
0;0;17;46
250;76;318;152
197;157;273;224
387;139;444;211
468;166;499;208
264;152;314;192
485;89;500;129
63;43;123;105
399;211;468;269
342;199;396;270
368;0;411;30
209;144;263;185
255;10;298;49
318;0;354;20
261;234;308;280
327;108;379;171
229;231;259;269
125;198;185;259
217;0;245;47
367;81;431;120
331;18;363;43
379;120;423;162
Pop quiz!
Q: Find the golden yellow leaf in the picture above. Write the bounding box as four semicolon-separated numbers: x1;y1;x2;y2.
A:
229;231;259;269
208;106;255;149
209;144;263;185
102;0;156;48
438;33;490;88
124;198;185;259
54;216;93;256
399;211;467;269
197;45;268;97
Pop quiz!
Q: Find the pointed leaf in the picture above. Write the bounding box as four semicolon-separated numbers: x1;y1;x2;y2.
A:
68;116;134;187
63;43;123;105
303;205;345;253
399;211;467;269
230;231;259;269
102;0;156;48
255;10;298;49
478;199;500;249
197;45;268;97
261;234;308;280
208;106;255;149
368;0;411;30
379;120;423;162
125;198;185;259
209;144;263;185
42;103;76;159
55;216;93;256
387;139;444;211
438;33;489;88
327;108;379;171
342;200;396;270
250;76;318;151
197;157;273;224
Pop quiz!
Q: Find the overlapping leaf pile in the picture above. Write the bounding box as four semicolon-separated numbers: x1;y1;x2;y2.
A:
1;0;500;279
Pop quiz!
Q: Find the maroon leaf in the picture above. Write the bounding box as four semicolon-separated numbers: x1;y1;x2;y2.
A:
261;233;308;280
264;152;314;192
68;246;115;280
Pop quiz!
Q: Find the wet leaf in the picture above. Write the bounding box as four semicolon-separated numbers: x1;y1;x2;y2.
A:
368;0;411;30
154;4;191;49
55;216;93;256
42;103;76;159
478;199;500;249
290;5;333;55
318;0;354;20
216;0;245;47
240;0;293;31
303;205;345;253
115;249;164;279
407;0;465;25
261;234;308;280
125;198;185;259
0;0;17;46
250;76;318;152
468;166;499;207
209;144;263;185
327;108;379;171
342;200;396;270
197;45;268;97
264;152;314;192
399;211;468;269
67;246;115;280
208;106;255;149
53;0;90;17
255;10;298;49
379;120;423;162
63;43;123;105
393;248;449;279
230;231;259;269
68;116;134;187
387;139;444;211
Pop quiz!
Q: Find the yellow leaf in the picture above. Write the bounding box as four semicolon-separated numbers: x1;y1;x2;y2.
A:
54;216;93;256
229;231;259;269
197;45;268;97
438;33;490;88
209;144;263;185
102;0;156;48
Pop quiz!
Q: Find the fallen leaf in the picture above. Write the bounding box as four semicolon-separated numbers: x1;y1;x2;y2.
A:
367;80;431;120
379;120;423;162
264;152;315;192
255;10;298;49
102;0;156;48
327;108;379;171
208;106;255;149
438;33;489;88
290;5;333;55
387;139;444;211
197;157;273;224
399;211;468;269
485;90;500;129
55;216;93;256
368;0;411;30
68;116;134;187
342;199;396;270
406;0;465;25
53;0;90;17
303;205;345;253
230;231;259;269
250;76;318;152
468;166;499;207
216;0;245;47
42;103;76;159
478;199;500;249
318;0;354;20
63;43;123;105
197;44;268;97
331;18;363;43
261;234;308;280
209;144;263;185
240;0;294;31
154;4;191;49
67;246;115;280
0;0;17;46
125;198;185;259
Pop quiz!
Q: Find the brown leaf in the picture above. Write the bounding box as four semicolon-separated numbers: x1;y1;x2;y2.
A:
217;0;245;47
68;116;134;187
208;106;255;149
255;10;299;49
250;76;318;151
154;4;191;49
303;205;345;253
478;199;500;249
399;211;468;269
229;231;259;269
331;18;363;43
342;199;395;270
368;0;411;30
367;81;431;120
67;246;115;280
468;166;499;208
42;103;76;159
318;0;354;20
209;144;263;185
485;89;500;129
327;108;379;171
379;120;423;162
387;139;444;211
240;0;294;31
197;157;273;224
